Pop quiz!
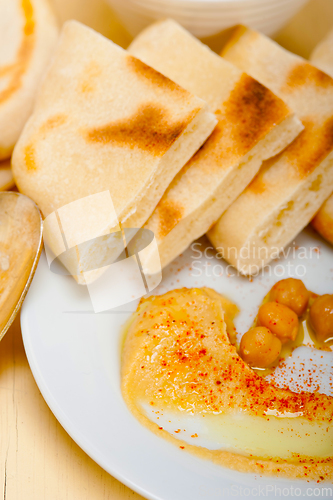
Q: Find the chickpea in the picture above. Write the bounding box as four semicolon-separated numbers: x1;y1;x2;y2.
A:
240;327;281;368
309;294;333;343
257;302;299;344
270;278;309;316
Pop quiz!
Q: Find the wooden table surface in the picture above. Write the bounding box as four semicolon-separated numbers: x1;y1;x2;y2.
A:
1;1;333;499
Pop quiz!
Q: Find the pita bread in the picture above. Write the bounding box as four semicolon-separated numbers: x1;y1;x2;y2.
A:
12;21;216;283
309;32;333;245
0;159;15;191
129;20;302;272
208;26;333;275
0;0;58;160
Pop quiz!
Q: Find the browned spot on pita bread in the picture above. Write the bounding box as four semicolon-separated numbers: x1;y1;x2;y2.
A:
78;62;102;94
285;62;333;92
80;82;94;93
23;0;34;35
23;115;67;171
40;114;67;133
192;74;288;169
225;74;289;156
248;117;333;191
285;117;333;178
0;0;35;105
156;199;184;238
85;103;198;156
24;144;36;171
127;56;187;96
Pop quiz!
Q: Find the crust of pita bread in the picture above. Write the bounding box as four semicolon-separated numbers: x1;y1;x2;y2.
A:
0;160;15;191
129;20;302;271
12;21;216;283
207;25;333;275
309;31;333;245
0;0;59;160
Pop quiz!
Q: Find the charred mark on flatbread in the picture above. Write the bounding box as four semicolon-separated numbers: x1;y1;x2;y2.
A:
191;75;288;167
285;117;333;178
248;116;333;191
225;74;289;156
126;56;188;96
24;143;36;171
155;199;184;238
0;0;35;105
85;103;199;156
39;114;67;134
22;0;34;36
23;114;67;171
285;62;333;92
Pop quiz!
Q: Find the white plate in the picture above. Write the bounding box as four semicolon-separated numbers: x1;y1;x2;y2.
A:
21;227;333;500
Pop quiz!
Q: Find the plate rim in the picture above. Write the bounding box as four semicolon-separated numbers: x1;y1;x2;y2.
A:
20;237;333;500
21;294;161;500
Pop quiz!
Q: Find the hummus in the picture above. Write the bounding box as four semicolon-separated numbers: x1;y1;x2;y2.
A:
121;287;333;481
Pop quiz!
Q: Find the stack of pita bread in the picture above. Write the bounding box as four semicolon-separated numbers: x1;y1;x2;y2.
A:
10;16;333;280
0;0;58;189
128;20;302;272
310;29;333;246
207;26;333;274
12;21;217;283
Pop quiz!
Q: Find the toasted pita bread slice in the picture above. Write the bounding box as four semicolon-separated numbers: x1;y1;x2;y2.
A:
0;0;58;160
309;32;333;245
0;160;15;191
128;20;302;272
12;21;216;283
207;26;333;275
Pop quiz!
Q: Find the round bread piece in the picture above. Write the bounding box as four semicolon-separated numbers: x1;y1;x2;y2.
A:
0;0;58;160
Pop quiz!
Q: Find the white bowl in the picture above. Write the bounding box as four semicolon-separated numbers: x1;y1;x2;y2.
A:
107;0;308;38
